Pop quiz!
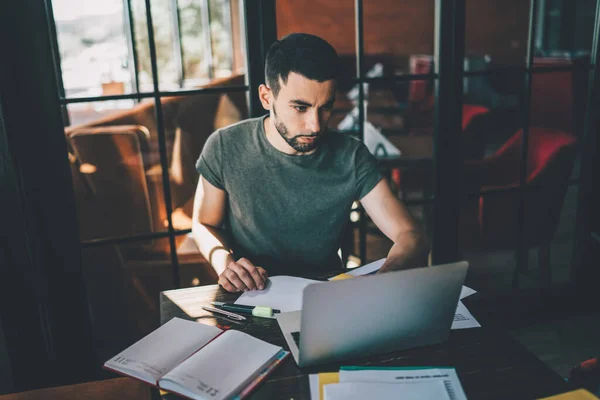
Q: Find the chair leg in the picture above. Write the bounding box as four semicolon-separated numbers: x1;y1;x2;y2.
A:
512;247;529;290
538;243;552;286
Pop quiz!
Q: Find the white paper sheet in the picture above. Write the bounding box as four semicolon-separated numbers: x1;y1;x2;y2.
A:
309;374;320;400
234;276;322;313
323;381;449;400
459;285;477;299
104;318;221;385
364;122;402;157
159;330;282;400
339;367;467;400
451;300;481;330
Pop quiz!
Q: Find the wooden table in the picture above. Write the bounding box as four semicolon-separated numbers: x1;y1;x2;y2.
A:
159;279;571;400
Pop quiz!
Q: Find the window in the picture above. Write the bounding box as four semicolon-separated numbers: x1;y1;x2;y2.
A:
49;0;248;348
53;0;134;97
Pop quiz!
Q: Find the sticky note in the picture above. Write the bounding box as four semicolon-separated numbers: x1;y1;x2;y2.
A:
538;389;600;400
330;273;356;281
318;372;340;400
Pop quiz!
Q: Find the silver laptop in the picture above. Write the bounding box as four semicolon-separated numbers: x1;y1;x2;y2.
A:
276;261;468;367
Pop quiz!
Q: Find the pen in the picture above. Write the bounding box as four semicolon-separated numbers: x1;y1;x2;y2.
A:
201;305;247;321
211;302;280;318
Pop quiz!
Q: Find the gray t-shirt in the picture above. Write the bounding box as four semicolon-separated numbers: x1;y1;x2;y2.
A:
196;115;382;275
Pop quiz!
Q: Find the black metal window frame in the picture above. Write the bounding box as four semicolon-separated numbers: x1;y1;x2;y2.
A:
48;0;235;116
351;0;600;287
44;0;600;288
45;0;251;289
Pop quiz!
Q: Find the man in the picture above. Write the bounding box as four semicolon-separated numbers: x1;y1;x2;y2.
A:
192;33;429;293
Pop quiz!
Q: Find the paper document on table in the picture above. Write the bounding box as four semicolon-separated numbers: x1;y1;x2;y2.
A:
339;367;467;400
323;381;449;400
452;300;481;330
328;258;385;280
234;276;322;313
539;389;600;400
460;285;477;299
309;372;340;400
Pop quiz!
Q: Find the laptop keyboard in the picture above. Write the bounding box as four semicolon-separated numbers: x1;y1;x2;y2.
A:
291;331;301;348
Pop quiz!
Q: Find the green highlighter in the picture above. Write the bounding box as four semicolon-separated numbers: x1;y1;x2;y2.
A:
211;301;280;318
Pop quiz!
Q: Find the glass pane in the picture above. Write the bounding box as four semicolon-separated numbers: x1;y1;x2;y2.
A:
530;66;588;181
177;232;220;287
459;71;527;294
66;100;170;242
532;184;577;286
179;0;211;84
463;70;524;157
209;0;234;77
159;88;249;228
458;125;578;292
276;0;356;79
529;68;588;137
537;0;597;56
132;0;180;90
82;238;173;360
363;1;435;77
465;0;530;69
361;80;435;202
179;0;236;85
358;203;432;266
66;99;136;127
52;0;136;98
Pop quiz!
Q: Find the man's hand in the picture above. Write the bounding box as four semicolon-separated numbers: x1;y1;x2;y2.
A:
218;258;268;292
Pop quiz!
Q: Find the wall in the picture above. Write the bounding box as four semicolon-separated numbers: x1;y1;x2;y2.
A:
276;0;529;64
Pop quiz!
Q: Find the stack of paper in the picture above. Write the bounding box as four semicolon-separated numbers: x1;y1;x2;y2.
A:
309;366;468;400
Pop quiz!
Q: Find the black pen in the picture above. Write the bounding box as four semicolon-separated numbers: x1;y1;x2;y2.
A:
211;302;280;318
201;305;247;321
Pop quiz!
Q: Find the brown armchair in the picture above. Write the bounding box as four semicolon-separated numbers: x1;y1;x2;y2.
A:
67;125;160;240
65;73;248;214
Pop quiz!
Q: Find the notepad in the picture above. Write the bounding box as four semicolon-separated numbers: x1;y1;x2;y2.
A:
339;367;468;400
104;318;288;400
323;381;449;400
310;367;467;400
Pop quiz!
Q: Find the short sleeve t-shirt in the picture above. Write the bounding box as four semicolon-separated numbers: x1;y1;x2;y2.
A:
196;115;382;275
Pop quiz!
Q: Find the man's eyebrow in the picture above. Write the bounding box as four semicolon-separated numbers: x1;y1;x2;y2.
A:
289;98;336;107
289;99;312;107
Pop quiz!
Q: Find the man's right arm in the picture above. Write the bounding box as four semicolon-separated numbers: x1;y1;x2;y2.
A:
191;176;267;291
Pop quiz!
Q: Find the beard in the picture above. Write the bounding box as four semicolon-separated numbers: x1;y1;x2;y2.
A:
272;105;323;153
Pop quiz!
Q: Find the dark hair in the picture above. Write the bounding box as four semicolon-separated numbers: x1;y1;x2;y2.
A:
265;33;340;97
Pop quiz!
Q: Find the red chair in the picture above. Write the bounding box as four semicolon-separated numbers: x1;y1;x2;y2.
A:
460;128;578;285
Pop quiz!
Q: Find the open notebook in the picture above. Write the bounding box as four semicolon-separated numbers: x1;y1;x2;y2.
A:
104;317;288;400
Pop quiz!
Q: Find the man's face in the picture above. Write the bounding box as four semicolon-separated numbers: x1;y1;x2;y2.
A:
270;72;336;153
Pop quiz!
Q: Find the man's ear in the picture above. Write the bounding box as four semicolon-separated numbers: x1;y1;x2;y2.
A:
258;84;272;111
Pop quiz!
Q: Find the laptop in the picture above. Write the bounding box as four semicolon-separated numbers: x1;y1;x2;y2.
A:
276;261;468;367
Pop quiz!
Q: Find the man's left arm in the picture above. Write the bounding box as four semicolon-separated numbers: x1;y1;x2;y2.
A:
360;179;430;273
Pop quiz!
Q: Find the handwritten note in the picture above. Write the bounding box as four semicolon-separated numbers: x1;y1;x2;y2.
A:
451;301;481;330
